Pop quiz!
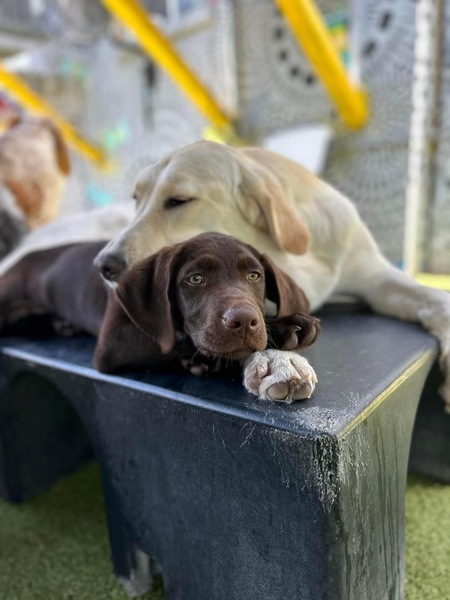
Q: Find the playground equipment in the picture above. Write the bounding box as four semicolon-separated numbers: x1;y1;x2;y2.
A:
101;0;367;132
0;65;108;168
101;0;234;133
275;0;367;129
0;0;366;165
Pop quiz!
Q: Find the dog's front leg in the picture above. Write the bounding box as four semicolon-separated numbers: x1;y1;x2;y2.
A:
338;229;450;410
243;349;317;403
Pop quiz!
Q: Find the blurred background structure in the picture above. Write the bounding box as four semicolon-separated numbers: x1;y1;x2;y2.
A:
0;0;448;278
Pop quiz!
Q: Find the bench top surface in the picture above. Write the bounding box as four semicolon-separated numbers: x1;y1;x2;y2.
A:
0;308;438;437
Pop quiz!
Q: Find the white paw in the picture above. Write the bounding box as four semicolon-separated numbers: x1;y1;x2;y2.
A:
243;349;317;403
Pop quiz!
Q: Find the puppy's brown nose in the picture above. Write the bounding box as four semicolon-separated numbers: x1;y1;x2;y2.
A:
96;253;127;282
222;307;261;335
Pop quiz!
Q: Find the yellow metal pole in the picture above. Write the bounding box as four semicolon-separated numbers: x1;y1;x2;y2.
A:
101;0;233;130
275;0;368;129
0;65;108;167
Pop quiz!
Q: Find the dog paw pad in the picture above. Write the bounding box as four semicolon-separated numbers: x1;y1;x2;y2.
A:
244;349;317;403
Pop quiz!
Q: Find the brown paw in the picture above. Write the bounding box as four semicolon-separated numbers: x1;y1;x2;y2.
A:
266;313;320;351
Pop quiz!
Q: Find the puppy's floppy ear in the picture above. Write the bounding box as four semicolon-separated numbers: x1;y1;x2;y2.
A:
94;292;164;373
259;253;310;317
237;154;310;255
43;119;71;176
115;246;178;354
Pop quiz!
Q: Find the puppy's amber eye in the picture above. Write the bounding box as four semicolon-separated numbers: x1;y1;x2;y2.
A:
187;274;205;285
247;271;261;282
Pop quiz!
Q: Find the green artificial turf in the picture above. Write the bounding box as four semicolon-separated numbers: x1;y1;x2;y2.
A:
0;464;161;600
0;464;449;599
405;474;450;600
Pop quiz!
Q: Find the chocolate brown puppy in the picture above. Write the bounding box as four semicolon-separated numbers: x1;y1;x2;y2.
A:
0;233;320;397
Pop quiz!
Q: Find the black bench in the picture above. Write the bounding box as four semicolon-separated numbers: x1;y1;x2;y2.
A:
0;307;447;600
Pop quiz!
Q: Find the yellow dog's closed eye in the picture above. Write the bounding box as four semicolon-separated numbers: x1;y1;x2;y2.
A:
165;197;196;209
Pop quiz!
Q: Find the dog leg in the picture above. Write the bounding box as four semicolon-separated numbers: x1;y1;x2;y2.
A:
338;229;450;410
243;349;317;403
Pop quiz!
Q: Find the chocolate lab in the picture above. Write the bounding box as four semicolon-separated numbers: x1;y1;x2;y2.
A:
0;233;320;400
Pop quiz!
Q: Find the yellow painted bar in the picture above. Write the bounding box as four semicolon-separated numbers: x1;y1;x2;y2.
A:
101;0;232;129
275;0;368;129
0;66;108;167
415;273;450;291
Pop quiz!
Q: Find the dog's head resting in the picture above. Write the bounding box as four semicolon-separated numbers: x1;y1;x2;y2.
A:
115;233;309;360
95;141;311;283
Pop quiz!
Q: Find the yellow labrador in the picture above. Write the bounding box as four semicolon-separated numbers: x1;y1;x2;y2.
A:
95;141;450;406
0;116;70;229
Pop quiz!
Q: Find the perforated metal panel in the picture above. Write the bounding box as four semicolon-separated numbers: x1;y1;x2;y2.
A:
321;0;417;265
429;3;450;273
234;1;333;137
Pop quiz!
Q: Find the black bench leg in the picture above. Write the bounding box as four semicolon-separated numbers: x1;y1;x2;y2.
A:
410;361;450;482
101;471;154;597
0;369;93;502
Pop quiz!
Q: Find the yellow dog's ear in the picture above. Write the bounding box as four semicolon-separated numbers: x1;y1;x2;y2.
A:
237;154;310;255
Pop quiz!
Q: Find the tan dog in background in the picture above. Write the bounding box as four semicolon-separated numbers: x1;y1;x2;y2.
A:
0;116;70;229
95;140;450;407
